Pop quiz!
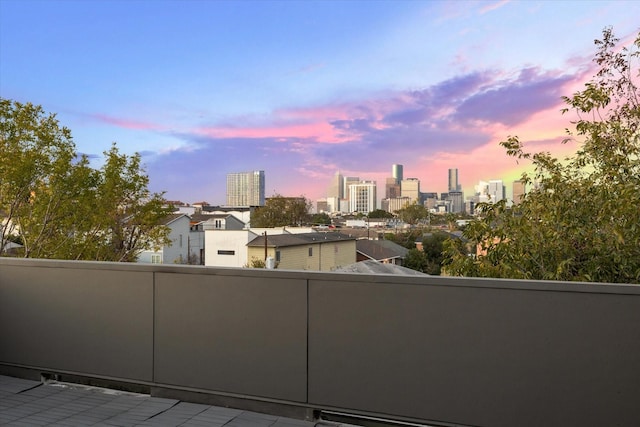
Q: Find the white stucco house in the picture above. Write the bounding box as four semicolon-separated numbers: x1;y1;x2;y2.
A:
138;213;191;264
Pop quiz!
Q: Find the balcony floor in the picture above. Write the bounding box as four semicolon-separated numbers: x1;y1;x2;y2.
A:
0;375;331;427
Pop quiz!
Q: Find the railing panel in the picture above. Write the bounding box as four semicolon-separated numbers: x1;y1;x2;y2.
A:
308;277;640;427
153;271;308;402
0;260;153;382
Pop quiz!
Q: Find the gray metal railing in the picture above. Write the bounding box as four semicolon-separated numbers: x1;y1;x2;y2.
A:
1;258;639;427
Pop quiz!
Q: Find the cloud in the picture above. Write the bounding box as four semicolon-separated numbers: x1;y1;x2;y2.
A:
479;0;511;15
92;60;585;203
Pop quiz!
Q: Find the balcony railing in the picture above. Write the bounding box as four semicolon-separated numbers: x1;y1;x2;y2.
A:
1;258;639;427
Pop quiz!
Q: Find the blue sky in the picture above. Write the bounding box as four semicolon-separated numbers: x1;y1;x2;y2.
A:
1;0;639;205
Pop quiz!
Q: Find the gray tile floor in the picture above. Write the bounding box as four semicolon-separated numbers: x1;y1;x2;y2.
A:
0;375;339;427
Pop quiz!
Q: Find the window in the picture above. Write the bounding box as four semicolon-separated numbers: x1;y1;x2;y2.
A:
179;234;183;248
151;254;162;264
275;250;281;262
308;247;313;257
217;250;235;255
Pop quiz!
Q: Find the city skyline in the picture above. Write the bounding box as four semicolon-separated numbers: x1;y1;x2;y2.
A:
1;1;638;204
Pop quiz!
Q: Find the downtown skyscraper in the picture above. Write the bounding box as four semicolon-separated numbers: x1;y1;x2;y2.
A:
226;170;265;206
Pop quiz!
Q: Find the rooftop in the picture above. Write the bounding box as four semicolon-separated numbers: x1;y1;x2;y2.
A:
0;375;352;427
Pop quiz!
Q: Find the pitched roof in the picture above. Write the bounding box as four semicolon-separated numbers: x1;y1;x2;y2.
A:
247;232;356;248
356;239;409;261
158;213;189;225
335;260;428;276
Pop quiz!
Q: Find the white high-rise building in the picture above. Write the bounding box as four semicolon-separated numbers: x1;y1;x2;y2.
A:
488;180;505;203
348;181;377;214
226;171;265;206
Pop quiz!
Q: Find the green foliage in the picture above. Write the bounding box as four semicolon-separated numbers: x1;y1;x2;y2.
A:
311;212;331;225
444;28;640;283
396;202;430;225
404;248;429;273
368;209;394;219
251;195;311;227
245;257;266;268
383;229;423;249
0;99;171;261
421;232;450;275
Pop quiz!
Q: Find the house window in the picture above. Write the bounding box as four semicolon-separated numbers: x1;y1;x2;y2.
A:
275;250;281;262
308;247;313;257
151;254;162;264
179;234;183;248
217;250;235;255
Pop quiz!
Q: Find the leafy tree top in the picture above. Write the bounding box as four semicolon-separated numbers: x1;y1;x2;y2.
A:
444;28;640;284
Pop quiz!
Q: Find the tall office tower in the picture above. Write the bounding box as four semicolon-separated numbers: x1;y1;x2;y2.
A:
392;164;403;183
385;177;401;199
348;181;377;214
327;171;344;199
512;180;526;204
447;191;465;213
488;180;505;203
448;168;461;192
401;178;420;204
226;170;265;206
475;180;490;203
343;176;360;200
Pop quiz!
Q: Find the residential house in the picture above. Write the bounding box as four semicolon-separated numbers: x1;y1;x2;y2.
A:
138;213;190;264
356;239;409;265
246;232;356;271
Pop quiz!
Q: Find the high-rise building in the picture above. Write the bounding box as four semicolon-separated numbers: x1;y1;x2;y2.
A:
401;178;420;204
343;176;360;200
385;177;401;199
448;168;461;192
327;171;344;199
488;180;505;203
512;180;526;204
226;170;265;206
348;181;377;214
447;191;465;213
392;164;403;183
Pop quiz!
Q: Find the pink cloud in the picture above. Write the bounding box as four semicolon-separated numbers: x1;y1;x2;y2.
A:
90;113;165;131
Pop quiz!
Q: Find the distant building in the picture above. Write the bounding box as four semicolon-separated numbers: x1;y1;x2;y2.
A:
138;214;190;264
385;177;401;199
448;168;461;192
246;232;356;271
401;178;420;204
512;180;526;204
327;171;344;199
447;190;465;213
382;197;412;214
392;164;403;182
488;180;505;203
348;181;377;214
226;170;265;206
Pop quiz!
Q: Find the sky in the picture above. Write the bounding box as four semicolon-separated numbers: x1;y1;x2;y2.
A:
1;0;639;206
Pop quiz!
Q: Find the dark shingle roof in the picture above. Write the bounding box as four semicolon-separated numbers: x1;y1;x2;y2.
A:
356;239;409;261
247;232;355;248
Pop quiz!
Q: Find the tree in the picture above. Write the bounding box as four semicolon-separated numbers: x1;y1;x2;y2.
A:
83;144;172;262
444;28;640;283
250;195;311;227
404;248;429;273
0;99;171;261
368;209;393;219
311;212;331;225
421;232;450;275
396;202;429;226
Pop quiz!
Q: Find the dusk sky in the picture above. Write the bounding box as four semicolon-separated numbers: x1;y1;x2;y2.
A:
1;0;639;206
